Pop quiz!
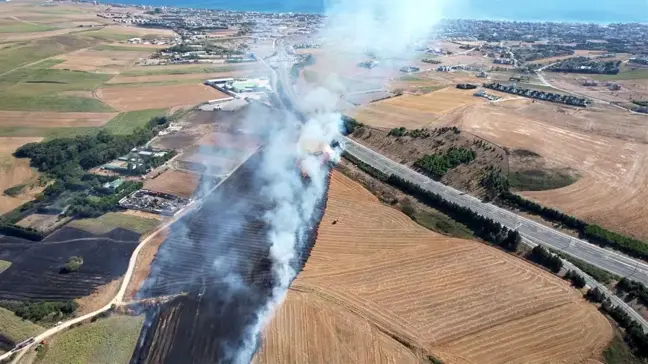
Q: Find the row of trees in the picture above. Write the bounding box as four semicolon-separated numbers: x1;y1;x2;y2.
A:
0;300;78;323
414;147;476;180
527;245;563;273
387;126;460;138
499;191;648;260
563;270;586;288
584;290;648;358
387;175;521;251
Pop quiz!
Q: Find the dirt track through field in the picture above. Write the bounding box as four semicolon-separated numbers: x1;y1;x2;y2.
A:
255;171;612;364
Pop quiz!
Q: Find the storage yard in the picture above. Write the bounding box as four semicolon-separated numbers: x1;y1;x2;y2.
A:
119;189;190;216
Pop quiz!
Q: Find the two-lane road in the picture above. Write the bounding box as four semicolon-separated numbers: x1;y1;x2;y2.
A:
344;137;648;286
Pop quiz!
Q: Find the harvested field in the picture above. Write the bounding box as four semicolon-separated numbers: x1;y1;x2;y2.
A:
52;48;153;74
0;307;43;349
450;101;648;239
68;212;159;236
96;83;230;111
255;171;612;364
0;111;117;128
0;137;42;214
0;227;140;301
143;169;200;199
121;63;262;77
39;315;144;364
106;69;270;85
350;87;485;128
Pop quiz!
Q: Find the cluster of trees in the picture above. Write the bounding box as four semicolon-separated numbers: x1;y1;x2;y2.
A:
0;222;43;241
342;152;389;181
0;300;78;322
563;270;586;288
511;44;574;62
387;126;460;138
66;181;143;218
616;278;648;308
60;256;83;274
596;298;648;358
547;57;622;74
480;169;510;199
341;116;363;135
552;250;619;284
527;245;563;273
387;175;520;251
414;147;476;180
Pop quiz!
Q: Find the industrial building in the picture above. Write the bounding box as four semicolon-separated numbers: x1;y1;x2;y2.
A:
119;189;189;216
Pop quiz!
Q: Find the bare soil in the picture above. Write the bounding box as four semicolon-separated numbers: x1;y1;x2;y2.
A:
75;278;121;315
124;229;168;302
143;169;200;199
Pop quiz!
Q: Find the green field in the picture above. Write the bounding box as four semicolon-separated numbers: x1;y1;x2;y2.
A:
0;57;115;112
122;65;237;77
593;68;648;81
509;168;579;191
83;28;145;43
0;22;56;34
602;334;648;364
0;260;11;273
0;307;44;344
68;212;159;235
0;34;98;75
102;109;167;134
35;315;144;364
0;94;113;112
414;210;475;239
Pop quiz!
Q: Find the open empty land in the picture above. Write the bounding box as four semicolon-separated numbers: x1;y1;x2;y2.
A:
350;87;486;128
143;169;200;199
0;137;42;214
52;48;152;74
256;171;611;364
0;111;116;128
446;99;648;239
96;84;230;111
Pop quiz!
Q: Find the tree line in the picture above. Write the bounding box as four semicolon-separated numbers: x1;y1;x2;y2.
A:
0;300;78;323
616;278;648;309
584;289;648;358
387;126;460;138
498;191;648;260
527;245;563;273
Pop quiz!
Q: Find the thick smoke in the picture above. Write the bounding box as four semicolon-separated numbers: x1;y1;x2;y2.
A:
231;0;445;362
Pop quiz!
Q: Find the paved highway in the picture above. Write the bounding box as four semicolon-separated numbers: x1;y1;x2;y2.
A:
344;138;648;286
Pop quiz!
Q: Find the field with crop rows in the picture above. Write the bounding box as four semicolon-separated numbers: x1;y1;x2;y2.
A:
0;227;140;301
254;171;612;364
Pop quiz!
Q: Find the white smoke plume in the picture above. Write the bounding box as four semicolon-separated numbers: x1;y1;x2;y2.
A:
232;0;446;362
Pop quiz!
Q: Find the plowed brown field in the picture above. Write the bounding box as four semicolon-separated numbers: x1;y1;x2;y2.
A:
349;87;485;128
96;84;230;111
143;169;200;199
447;100;648;239
0;111;116;128
255;171;612;364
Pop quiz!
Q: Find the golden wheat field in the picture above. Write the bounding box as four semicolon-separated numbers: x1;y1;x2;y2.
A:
254;171;612;364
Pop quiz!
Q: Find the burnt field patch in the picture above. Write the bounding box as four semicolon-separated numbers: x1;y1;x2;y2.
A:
0;227;141;301
130;152;331;364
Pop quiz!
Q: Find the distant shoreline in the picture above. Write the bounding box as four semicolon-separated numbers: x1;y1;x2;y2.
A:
93;0;647;25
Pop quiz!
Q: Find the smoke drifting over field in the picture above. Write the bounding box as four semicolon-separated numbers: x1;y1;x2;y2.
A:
134;1;444;363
